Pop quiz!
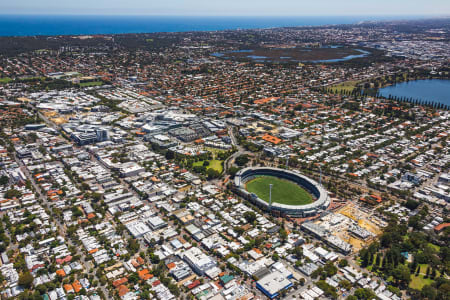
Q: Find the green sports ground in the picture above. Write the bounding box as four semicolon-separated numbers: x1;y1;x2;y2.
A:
245;175;313;206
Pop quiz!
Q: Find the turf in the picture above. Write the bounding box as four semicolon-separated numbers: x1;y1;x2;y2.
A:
193;159;223;173
0;77;12;84
330;80;359;93
79;81;103;87
245;175;313;205
409;275;434;290
409;264;440;290
427;243;440;251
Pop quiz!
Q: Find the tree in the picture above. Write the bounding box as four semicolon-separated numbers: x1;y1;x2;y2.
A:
299;278;305;286
243;211;256;224
316;280;338;299
392;264;411;286
354;288;376;300
421;285;437;300
206;168;220;179
235;155;249;166
4;189;22;199
338;259;348;268
128;273;139;284
91;192;102;202
293;246;303;259
272;253;279;261
0;175;8;186
165;150;175;160
18;271;34;288
324;261;338;277
228;166;240;177
35;284;47;294
339;280;352;291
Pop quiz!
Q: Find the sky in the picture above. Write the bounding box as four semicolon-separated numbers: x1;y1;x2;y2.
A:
1;0;449;16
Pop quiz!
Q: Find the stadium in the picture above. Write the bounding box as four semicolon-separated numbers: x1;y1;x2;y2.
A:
234;167;330;217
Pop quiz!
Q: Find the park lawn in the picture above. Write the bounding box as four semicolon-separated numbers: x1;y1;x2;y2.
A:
330;80;359;93
205;147;227;158
79;81;103;87
0;77;12;84
366;253;380;271
245;175;313;206
409;264;440;290
427;243;440;251
409;275;434;290
193;159;223;173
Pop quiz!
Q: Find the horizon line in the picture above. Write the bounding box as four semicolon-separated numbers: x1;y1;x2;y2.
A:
0;13;448;17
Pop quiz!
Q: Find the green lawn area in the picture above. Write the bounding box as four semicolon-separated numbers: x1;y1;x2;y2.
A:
410;275;435;290
366;253;378;271
205;147;227;158
79;81;103;87
409;264;440;290
0;77;12;84
245;175;313;206
427;243;440;251
193;159;223;173
330;80;359;93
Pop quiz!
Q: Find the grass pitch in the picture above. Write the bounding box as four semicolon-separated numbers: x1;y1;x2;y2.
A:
246;175;313;206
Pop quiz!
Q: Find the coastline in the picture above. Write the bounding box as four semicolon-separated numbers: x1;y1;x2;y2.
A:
0;14;435;37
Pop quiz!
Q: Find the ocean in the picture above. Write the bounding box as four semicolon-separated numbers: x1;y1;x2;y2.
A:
0;15;426;37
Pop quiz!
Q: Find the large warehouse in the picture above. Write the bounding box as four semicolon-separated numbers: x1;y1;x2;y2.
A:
234;167;330;217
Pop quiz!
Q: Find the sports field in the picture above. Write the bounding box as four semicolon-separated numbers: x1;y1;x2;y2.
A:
245;175;313;205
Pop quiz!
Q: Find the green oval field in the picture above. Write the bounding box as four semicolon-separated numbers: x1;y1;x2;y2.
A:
245;175;313;206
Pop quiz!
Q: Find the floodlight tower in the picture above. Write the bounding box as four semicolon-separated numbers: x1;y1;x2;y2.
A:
269;183;273;211
285;156;289;169
318;165;322;186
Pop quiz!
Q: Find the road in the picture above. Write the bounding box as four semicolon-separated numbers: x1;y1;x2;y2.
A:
11;107;111;298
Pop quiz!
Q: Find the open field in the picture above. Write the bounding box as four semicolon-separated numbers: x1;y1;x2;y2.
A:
427;243;440;251
0;77;12;84
193;159;223;173
409;264;440;290
79;81;103;87
205;147;227;158
330;80;359;93
410;276;434;290
245;175;313;205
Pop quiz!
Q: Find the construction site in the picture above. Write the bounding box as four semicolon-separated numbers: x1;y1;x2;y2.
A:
43;110;70;125
317;202;385;252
